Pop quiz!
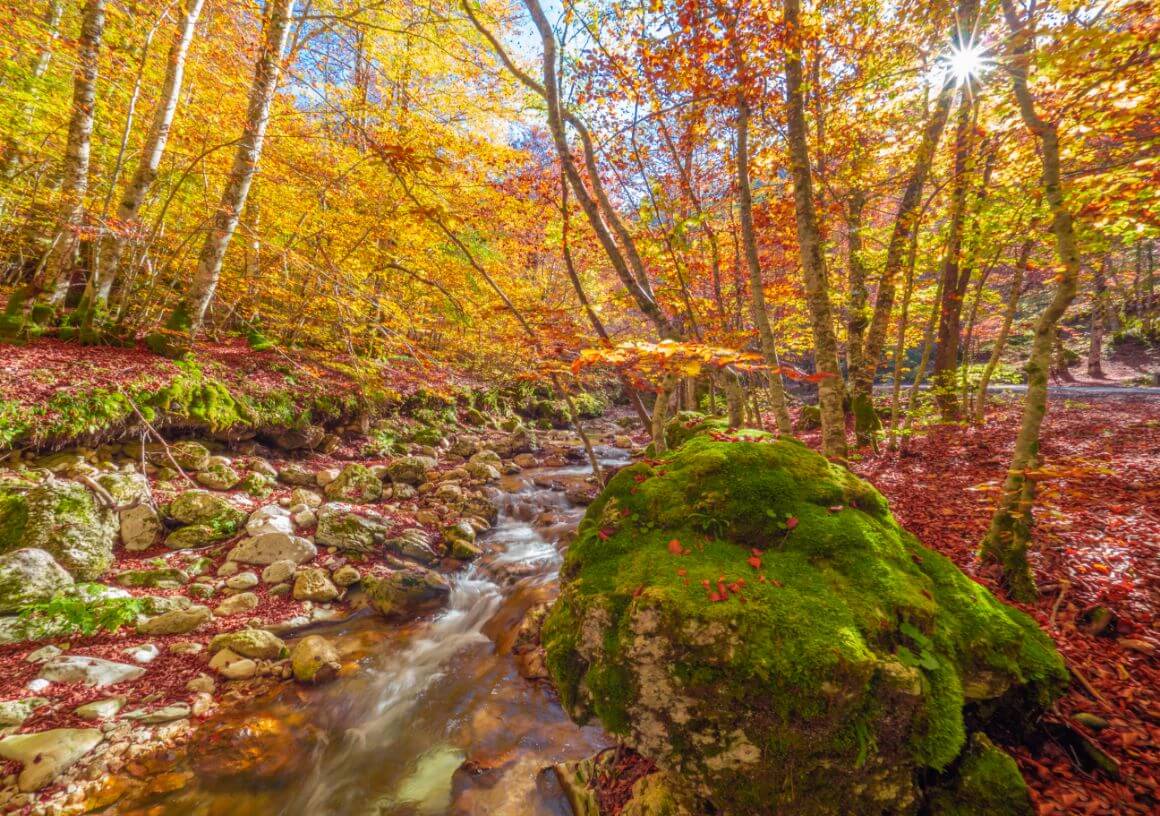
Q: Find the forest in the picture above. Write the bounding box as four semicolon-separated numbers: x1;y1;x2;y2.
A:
0;0;1156;813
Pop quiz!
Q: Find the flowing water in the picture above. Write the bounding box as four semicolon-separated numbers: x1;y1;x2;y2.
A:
110;449;626;816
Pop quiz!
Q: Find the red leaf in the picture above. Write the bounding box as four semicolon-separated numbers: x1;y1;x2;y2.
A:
747;555;762;569
667;539;684;555
785;516;799;530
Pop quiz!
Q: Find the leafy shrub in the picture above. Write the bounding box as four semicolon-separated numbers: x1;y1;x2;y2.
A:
19;584;147;637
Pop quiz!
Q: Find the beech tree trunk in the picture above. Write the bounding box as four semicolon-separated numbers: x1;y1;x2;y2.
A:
736;96;793;435
783;0;847;459
845;188;869;381
853;0;979;420
887;230;921;448
36;0;106;308
931;94;976;419
85;0;205;320
1087;254;1108;377
975;239;1033;421
981;0;1083;602
175;0;293;332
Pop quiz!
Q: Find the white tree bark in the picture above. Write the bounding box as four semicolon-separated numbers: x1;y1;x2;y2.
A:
179;0;293;331
87;0;206;313
39;0;106;307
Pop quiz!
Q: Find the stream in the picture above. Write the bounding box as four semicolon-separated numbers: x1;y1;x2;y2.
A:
109;448;628;815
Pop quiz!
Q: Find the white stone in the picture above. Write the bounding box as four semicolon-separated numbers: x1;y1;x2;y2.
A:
208;648;257;680
225;571;259;590
122;644;160;664
39;656;146;688
74;698;124;720
0;728;103;792
228;533;316;565
245;505;294;537
119;505;161;552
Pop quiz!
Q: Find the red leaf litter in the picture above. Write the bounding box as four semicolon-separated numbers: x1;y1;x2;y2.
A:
798;396;1158;815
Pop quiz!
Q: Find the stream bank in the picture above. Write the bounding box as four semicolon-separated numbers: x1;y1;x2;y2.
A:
0;403;639;815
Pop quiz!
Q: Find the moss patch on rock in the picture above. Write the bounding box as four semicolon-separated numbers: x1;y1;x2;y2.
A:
542;431;1066;815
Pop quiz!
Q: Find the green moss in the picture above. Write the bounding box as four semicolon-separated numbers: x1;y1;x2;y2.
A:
927;733;1033;816
0;490;29;551
544;430;1066;815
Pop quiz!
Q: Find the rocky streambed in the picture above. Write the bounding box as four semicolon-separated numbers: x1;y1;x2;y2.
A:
0;412;637;815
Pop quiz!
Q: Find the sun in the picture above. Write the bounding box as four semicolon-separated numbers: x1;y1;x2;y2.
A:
946;42;988;87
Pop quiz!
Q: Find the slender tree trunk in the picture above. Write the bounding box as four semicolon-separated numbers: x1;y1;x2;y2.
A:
981;0;1083;602
899;272;944;448
846;188;868;380
888;229;921;448
1087;254;1108;377
171;0;293;334
735;96;793;434
35;0;106;309
854;0;979;417
783;0;847;458
84;0;206;323
464;0;675;340
931;93;975;419
1145;241;1155;337
975;239;1032;421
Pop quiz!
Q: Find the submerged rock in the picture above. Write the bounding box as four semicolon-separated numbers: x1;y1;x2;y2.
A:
364;568;450;618
542;430;1067;815
0;548;74;613
290;634;340;683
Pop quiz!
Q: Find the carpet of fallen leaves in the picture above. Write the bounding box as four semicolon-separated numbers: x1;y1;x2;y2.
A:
848;395;1159;815
0;337;471;414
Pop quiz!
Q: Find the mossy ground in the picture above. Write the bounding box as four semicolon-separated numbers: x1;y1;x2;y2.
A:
543;430;1066;815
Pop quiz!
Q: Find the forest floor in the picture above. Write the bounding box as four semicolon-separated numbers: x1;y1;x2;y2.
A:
821;396;1159;815
1;338;1157;815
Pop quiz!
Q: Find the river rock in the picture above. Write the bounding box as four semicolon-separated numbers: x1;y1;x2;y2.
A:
261;559;296;584
74;697;124;720
39;655;145;687
387;456;436;486
228;532;316;565
226;571;259;590
386;528;439;564
124;702;191;724
115;566;188;588
137;605;211;636
315;467;341;487
0;728;104;791
0;698;48;730
210;629;287;660
292;568;339;602
290;635;341;683
119;503;162;551
314;506;386;555
290;488;323;508
0;548;75;613
196;462;241;491
542;428;1067;815
214;592;259;616
513;453;538;468
166;491;245;537
208;648;257;680
465;461;501;481
246;505;294;536
323;464;383;503
364;568;450;618
154;441;211;471
442;521;479;559
278;462;317;485
332;564;360;587
0;480;118;580
273;425;325;452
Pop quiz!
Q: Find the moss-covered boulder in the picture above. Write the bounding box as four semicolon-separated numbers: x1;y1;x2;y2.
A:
0;481;118;580
166;491;245;537
0;549;75;613
542;432;1066;815
387;456;436;486
927;733;1034;816
323;464;383;503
